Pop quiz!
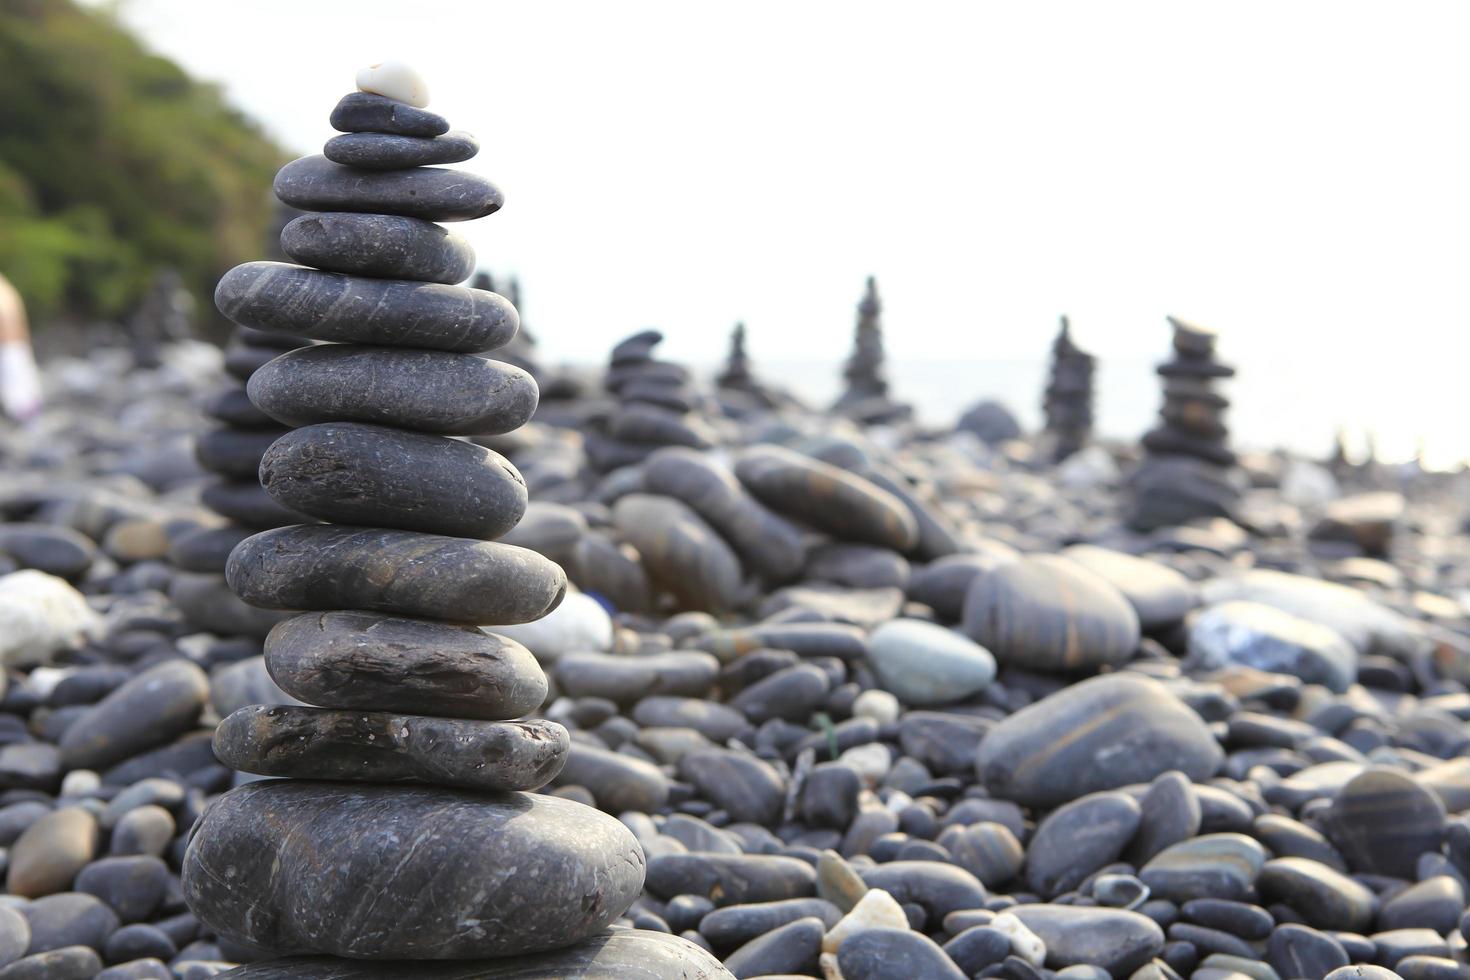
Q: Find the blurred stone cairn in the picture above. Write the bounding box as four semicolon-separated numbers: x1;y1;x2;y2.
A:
1125;316;1244;531
180;65;728;975
831;276;911;425
583;329;717;473
471;270;541;379
1041;315;1095;462
715;321;780;412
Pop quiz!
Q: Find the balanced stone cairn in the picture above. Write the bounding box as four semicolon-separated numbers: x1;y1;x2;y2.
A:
584;329;715;472
1041;315;1095;462
168;321;310;640
1124;316;1243;530
831;276;910;424
179;65;669;969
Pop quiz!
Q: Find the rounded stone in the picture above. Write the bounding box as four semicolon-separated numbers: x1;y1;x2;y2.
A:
200;479;313;529
975;674;1223;808
329;92;449;136
1061;545;1199;630
59;660;209;771
1320;767;1446;878
1187;601;1358;693
677;748;785;826
7;807;95;899
1008;905;1165;976
265;611;546;720
837;927;967;980
699;898;842;950
23;890;121;950
0;907;26;968
1267;924;1350;979
323;130;480;170
0;526;94;581
74;855;169;923
275;156;503;222
216;262;518;353
961;555;1141;671
642;447;806;582
280;213;476;284
734;446;919;552
553;743;670;813
203;930;736;978
214;706;567;792
1255;857;1375;932
259;423;528;540
194;427;283;479
181;781;644;959
248;346;537;435
1139;834;1267;904
226;525;566;625
858;862;987;920
552;651;718;704
725;915;824;978
612;494;746;613
645;854;816;907
1025;791;1142;897
866;618;996;706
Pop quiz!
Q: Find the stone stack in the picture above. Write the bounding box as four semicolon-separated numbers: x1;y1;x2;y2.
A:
180;66;654;967
1042;315;1095;462
832;276;910;424
585;329;714;472
716;322;779;411
1125;316;1242;530
168;323;311;640
472;270;541;380
126;268;194;368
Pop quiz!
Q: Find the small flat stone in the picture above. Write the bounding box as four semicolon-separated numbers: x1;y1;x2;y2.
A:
553;743;670;813
1266;924;1349;980
677;748;785;826
59;660;209;771
858;862;986;920
323;130;479;170
1321;767;1446;878
725;915;823;977
281;213;475;284
735;446;919;552
553;651;718;704
940;822;1025;888
169;570;293;638
216;262;518;352
612;494;746;613
249;346;537;435
1256;858;1375;932
182;781;644;958
7;808;95;898
961;555;1141;671
0;946;101;980
646;853;816;907
1140;834;1267;904
266;611;545;719
330;92;448;136
975;674;1223;808
906;549;1019;622
1378;876;1463;934
1008;905;1165;976
1128;770;1202;865
1025;791;1142;897
1062;545;1199;630
259;423;527;540
866;618;996;706
275;155;502;221
72;856;168;924
699;899;841;951
226;525;566;625
214;706;567;791
200;479;313;529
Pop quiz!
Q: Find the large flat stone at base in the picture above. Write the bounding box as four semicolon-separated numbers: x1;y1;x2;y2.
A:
183;782;645;960
215;929;734;978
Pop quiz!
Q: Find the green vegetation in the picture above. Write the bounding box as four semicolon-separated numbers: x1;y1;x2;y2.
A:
0;0;287;323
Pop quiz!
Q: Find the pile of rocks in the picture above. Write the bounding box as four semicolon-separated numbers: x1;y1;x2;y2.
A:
1125;316;1244;531
715;322;781;412
179;65;724;975
832;277;910;425
1042;316;1095;462
584;329;715;472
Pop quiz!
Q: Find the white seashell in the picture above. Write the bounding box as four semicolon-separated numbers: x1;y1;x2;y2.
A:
356;61;431;108
822;887;909;953
992;911;1047;966
852;689;900;725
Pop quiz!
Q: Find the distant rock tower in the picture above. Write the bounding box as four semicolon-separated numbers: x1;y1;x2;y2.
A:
1124;316;1242;530
1042;315;1096;461
832;276;910;423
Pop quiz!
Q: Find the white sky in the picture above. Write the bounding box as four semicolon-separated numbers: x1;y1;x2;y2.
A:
93;0;1470;461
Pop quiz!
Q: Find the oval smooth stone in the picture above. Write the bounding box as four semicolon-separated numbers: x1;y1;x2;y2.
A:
259;423;528;540
182;781;644;958
226;525;566;625
195;427;283;479
866;618;996;707
329;92;449;136
206;930;736;979
612;494;746;613
1061;544;1199;630
215;262;518;353
214;706;567;792
323;130;479;170
266;611;546;720
1320;767;1446;879
960;555;1141;672
552;651;719;703
248;346;537;435
1139;833;1268;903
735;446;919;552
1255;857;1375;932
58;660;209;771
975;674;1223;808
281;213;476;284
1008;905;1166;976
275;156;503;222
837;927;967;980
645;854;816;907
201;479;313;529
643;446;806;582
859;862;988;919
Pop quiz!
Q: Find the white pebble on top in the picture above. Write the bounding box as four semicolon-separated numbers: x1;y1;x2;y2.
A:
356;60;430;108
